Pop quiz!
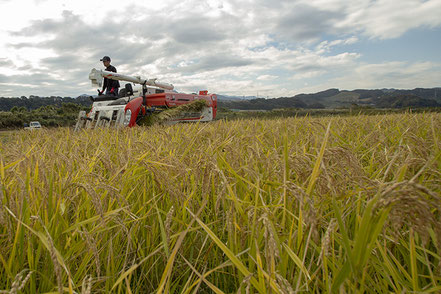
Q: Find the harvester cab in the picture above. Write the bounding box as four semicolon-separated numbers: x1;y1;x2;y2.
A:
74;69;217;130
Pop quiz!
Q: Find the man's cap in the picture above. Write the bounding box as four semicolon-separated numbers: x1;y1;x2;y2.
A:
100;56;111;62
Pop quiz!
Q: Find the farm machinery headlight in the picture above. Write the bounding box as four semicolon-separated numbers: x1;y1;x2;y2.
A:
123;109;132;126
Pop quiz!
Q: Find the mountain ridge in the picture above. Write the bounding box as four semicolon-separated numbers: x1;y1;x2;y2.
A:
218;87;441;110
0;87;440;111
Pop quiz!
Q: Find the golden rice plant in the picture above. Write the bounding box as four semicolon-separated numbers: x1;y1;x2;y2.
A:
0;112;440;293
139;99;208;126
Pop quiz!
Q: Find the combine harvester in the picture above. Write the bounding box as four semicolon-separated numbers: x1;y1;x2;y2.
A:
75;69;217;130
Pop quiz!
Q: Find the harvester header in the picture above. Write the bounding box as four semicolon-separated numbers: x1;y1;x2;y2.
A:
88;68;174;91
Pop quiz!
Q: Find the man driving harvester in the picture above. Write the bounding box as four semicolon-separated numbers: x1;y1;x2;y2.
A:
99;56;120;96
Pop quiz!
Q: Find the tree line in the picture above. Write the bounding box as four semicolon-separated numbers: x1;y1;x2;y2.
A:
218;89;441;110
0;95;92;111
0;103;90;129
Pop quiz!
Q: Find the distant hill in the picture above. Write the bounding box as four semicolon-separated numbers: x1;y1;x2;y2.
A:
374;94;440;108
218;87;441;110
0;95;92;111
217;94;259;101
1;87;440;112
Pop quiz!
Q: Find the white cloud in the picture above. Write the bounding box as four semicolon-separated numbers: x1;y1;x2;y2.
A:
291;71;326;80
316;37;359;54
0;0;440;97
296;61;441;93
257;75;278;80
351;61;440;88
333;0;441;39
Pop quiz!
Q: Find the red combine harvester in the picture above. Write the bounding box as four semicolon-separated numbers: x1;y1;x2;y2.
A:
75;69;217;130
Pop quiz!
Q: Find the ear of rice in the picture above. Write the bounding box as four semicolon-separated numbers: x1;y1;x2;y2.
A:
139;99;208;126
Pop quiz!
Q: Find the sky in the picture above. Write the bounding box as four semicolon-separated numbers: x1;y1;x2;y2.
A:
0;0;440;98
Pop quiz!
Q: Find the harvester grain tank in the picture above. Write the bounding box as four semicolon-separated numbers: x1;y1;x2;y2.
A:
75;69;217;130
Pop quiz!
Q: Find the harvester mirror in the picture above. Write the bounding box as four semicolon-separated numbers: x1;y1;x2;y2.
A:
125;83;133;95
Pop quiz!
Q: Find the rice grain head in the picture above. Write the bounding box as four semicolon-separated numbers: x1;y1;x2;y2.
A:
321;218;337;259
276;273;295;294
165;205;175;243
46;231;63;294
9;270;33;294
375;181;441;248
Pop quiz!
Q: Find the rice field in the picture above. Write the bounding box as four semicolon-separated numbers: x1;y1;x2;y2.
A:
0;112;440;293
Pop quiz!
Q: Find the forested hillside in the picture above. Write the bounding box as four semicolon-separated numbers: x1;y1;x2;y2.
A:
219;87;441;110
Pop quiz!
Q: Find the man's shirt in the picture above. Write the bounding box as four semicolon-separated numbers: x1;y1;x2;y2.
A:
103;65;120;90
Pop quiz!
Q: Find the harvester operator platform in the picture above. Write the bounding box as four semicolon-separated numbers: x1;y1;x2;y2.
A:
99;56;120;96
